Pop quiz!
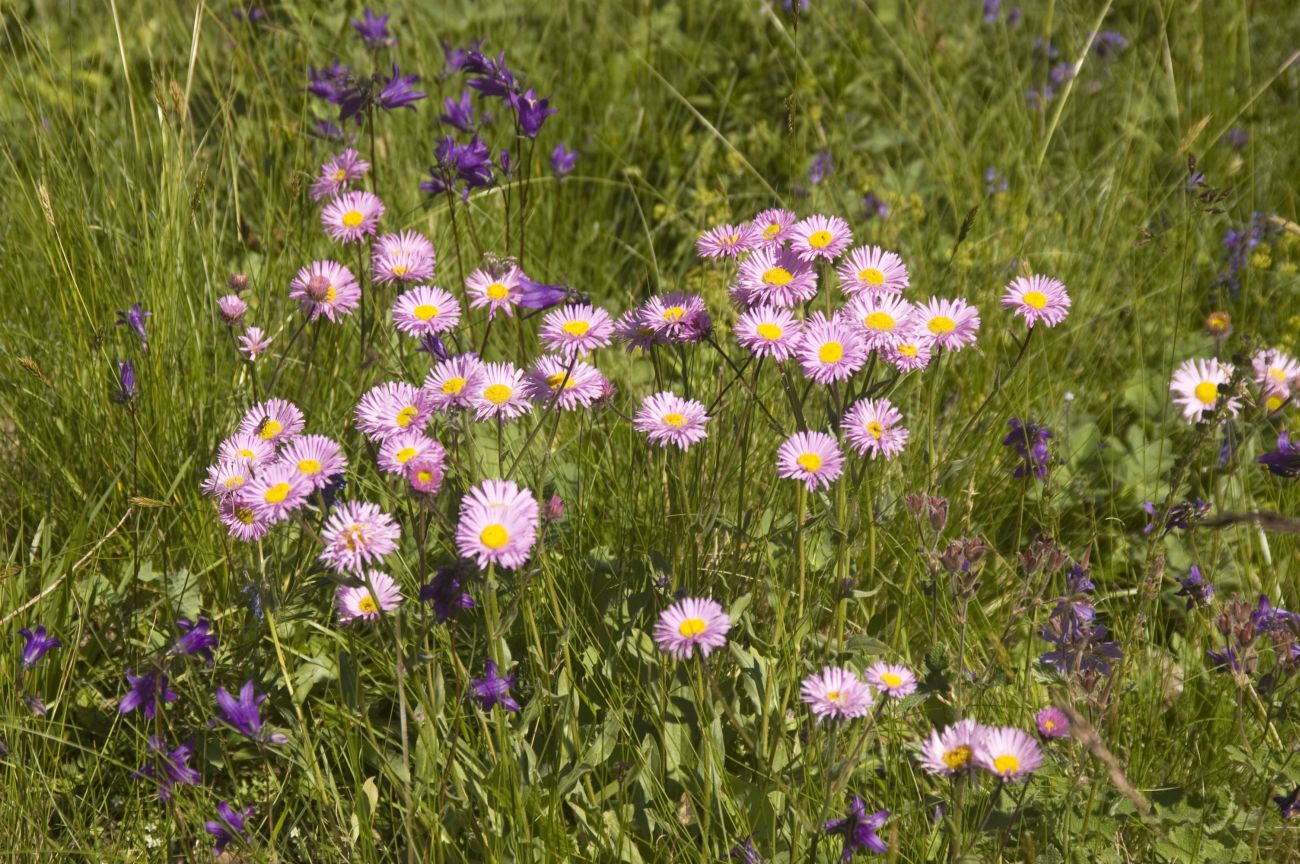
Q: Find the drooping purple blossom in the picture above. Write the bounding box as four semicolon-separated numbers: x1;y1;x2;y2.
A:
113;359;137;404
18;625;61;668
120;669;177;719
551;143;578;178
135;736;201;801
463;49;518;98
1224;127;1248;150
115;303;151;343
418;565;476;623
340;64;425;122
862;192;890;219
417;333;449;361
1258;432;1300;478
1175;566;1215;609
1003;418;1056;481
728;837;764;863
440;89;476;132
308;60;352;105
171;617;218;664
470;660;520;712
516;275;569;310
205;802;255;855
1276;787;1300;820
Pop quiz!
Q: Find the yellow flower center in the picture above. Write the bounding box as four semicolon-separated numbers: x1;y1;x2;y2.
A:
942;746;971;770
357;595;378;614
864;311;895;331
762;223;781;239
484;384;512;404
395;447;418;464
880;671;903;687
1022;290;1049;310
1194;381;1218;405
480;524;509;549
1267;394;1284;412
263;482;290;504
413;304;440;321
807;230;832;249
259;419;282;440
442;376;466;395
797;453;823;472
562;320;591;337
546;372;576;390
416;470;433;484
1269;367;1287;382
344;525;365;551
224;476;245;489
928;315;955;335
866;420;884;440
235;507;255;525
993;754;1020;775
858;267;885;286
1043;720;1056;731
825;690;843;703
332;169;347;181
487;282;509;300
392;265;409;276
756;322;783;341
898;344;919;357
763;267;794;287
297;458;322;475
677;618;707;638
342;210;364;228
662;306;686;322
238;448;255;458
662;412;686;428
325;286;337;304
818;341;844;364
396;406;418;427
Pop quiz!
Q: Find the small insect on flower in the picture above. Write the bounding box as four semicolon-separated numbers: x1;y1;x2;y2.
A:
277;434;347;491
800;666;874;722
654;597;731;659
372;230;436;284
422;354;484;412
750;207;798;246
466;265;523;319
633;391;710;450
336;571;404;623
319;501;401;574
455;479;540;570
1169;357;1239;422
735;305;804;361
1035;706;1071;739
392;285;461;337
797;313;869;384
289;260;361;323
916;297;981;351
321;190;384;243
777;431;844;491
789;214;853;262
842;398;909;460
837;245;910;296
239;461;312;524
974;725;1044;781
1001;274;1071;328
468;362;533;422
540;303;615;355
845;294;914;350
239;398;306;446
734;246;819;308
918;719;987;776
525;356;609;410
355;381;433;441
696;222;761;259
864;661;918;698
310;148;371;201
377;431;444;476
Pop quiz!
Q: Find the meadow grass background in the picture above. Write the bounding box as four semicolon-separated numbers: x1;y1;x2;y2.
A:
2;0;1300;860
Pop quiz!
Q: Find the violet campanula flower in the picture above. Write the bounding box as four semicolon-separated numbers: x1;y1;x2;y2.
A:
1175;566;1215;609
509;88;556;138
352;9;395;49
115;303;151;343
551;143;578;178
1003;418;1056;481
418;564;476;623
440;89;476;132
215;680;288;744
470;660;520;712
18;626;61;668
822;795;889;858
120;669;177;719
135;736;200;801
1259;432;1300;478
206;802;255;854
171;617;217;664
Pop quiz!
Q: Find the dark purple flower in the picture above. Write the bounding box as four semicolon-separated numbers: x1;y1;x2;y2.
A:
1142;498;1211;536
862;192;889;219
216;680;288;744
352;9;395;49
1259;432;1300;478
18;625;61;668
441;39;484;77
822;795;889;859
509;88;556;138
1175;565;1215;609
1250;595;1298;633
729;837;763;863
982;0;1001;23
1003;418;1056;481
499;149;513;178
115;303;151;343
1224;127;1248;150
517;275;569;310
113;359;137;404
470;660;519;712
135;736;200;801
120;669;177;719
206;801;255;855
171;617;217;664
233;5;266;22
418;564;476;623
1276;787;1300;820
1049;61;1075;86
440;89;476;133
1206;643;1243;676
1040;568;1121;678
307;60;352;104
1032;37;1059;61
1007;7;1021;25
551;143;578;178
985;166;1007;195
376;64;425;111
809;150;833;185
464;50;518;98
417;334;449;361
1092;31;1129;59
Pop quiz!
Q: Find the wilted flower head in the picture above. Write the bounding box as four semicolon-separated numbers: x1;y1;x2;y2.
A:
1258;432;1300;478
319;501;401;574
217;294;247;324
697;222;761;259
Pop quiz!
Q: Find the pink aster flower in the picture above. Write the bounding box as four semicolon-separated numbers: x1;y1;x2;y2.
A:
310;148;370;201
974;726;1043;781
540;304;614;355
465;266;523;319
837;245;910;296
1001;274;1071;328
845;294;914;349
884;328;934;372
696;222;761;259
1254;349;1300;402
634;391;710;450
218;432;276;468
1170;357;1239;421
641;293;711;343
219;499;271;542
735;305;803;361
750;207;798;246
319;501;401;574
239;326;271;360
392;285;461;337
406;452;446;496
336;570;403;624
653;597;731;659
455;479;539;570
916;297;981;351
525;355;609;410
201;460;250;499
918;719;987;776
377;431;443;476
217;294;247;325
864;661;918;698
321;190;384;243
372;230;436;284
469;362;533;422
289;260;360;323
422;354;484;412
734;246;819;308
613;306;668;353
355;382;432;442
1035;706;1070;739
277;434;347;490
796;313;869;384
239;461;311;524
238;398;305;446
789;214;852;262
777;430;844;491
842;398;908;459
800;666;874;723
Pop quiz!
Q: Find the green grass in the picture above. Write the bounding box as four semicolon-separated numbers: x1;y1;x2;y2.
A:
2;0;1300;860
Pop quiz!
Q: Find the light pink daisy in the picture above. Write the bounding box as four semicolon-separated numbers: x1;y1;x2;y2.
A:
336;571;403;624
465;266;523;319
278;434;347;490
406;452;446;496
634;391;710;450
1001;275;1071;328
800;666;874;723
846;294;914;349
1170;357;1239;421
797;313;869;384
842;398;908;460
750;208;798;246
321;190;384;244
696;222;761;259
319;501;401;574
239;326;271;360
837;245;909;296
218;432;276;468
653;597;731;660
310;148;370;201
789;214;852;262
884;328;934;372
734;246;819;308
455;479;539;570
864;661;918;698
201;460;250;499
641;293;711;343
918;719;987;776
1253;349;1299;401
525;356;609;410
392;285;461;337
355;382;432;442
777;431;844;491
422;354;484;412
372;230;436;284
613;306;668;353
735;305;803;361
974;726;1043;781
219;499;271;542
468;362;533;422
289;260;360;323
916;297;981;351
1035;706;1071;739
239;461;311;524
217;294;247;325
540;304;614;355
377;430;443;476
238;398;305;446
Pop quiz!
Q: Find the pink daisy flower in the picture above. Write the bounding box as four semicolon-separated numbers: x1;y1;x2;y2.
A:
465;266;523;319
864;661;918;698
916;297;981;351
377;431;443;476
846;294;914;349
974;726;1043;781
735;305;803;361
321;190;384;244
641;293;711;343
777;431;844;491
319;501;401;574
884;328;934;372
218;432;276;467
406;452;446;496
525;356;609;410
1001;275;1071;328
217;294;247;325
278;434;347;490
1035;706;1071;739
310;148;370;201
842;398;908;459
238;398;305;446
797;313;869;384
634;391;710;450
355;382;432;442
201;460;250;499
336;571;403;624
239;326;271;360
612;307;666;353
289;260;360;323
540;304;614;355
1254;348;1299;405
800;666;874;723
455;479;539;570
789;214;852;262
918;719;987;776
469;362;533;422
837;245;910;296
219;499;271;542
653;597;731;659
1170;357;1239;421
392;285;461;337
422;354;484;412
239;461;311;524
750;208;798;246
372;230;436;284
696;222;761;259
734;247;819;308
